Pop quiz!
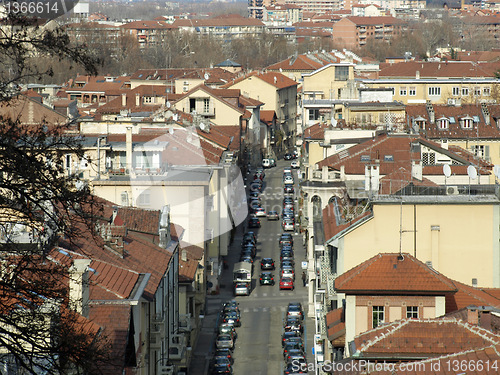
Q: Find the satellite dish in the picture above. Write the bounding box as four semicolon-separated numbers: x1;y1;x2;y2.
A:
173;114;178;121
443;164;451;178
279;68;283;73
169;126;174;135
467;165;478;180
166;101;171;108
494;165;500;178
200;122;205;131
204;73;210;80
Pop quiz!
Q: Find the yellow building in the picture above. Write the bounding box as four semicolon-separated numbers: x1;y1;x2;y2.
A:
362;60;500;105
324;195;500;289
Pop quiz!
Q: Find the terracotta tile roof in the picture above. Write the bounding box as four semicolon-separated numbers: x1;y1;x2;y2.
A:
353;318;500;359
172;17;265;27
406;104;500;140
446;281;500;312
106;128;224;165
239;95;264;108
326;307;346;342
333;344;500;374
334;253;458;294
303;122;330;139
226;71;298;90
266;54;325;71
379;167;439;195
88;304;131;374
322;201;372;243
180;241;204;260
120;20;174;30
260;110;276;124
345;16;404;26
195;126;232;149
454;50;500;62
115;207;161;234
379;60;500;78
178;258;198;282
66;75;130;95
213;126;240;152
317;133;492;177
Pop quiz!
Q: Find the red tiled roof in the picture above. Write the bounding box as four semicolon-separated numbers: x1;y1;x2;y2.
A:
345;16;404;26
213;125;240;152
120;20;174;30
323;201;372;242
115;207;161;234
260;110;276;124
334;253;458;294
379;60;500;78
317;133;492;177
88;304;131;374
226;71;298;90
378;167;439;195
304;122;330;139
180;241;204;260
172;17;265;27
406;103;500;139
446;281;500;312
354;319;500;359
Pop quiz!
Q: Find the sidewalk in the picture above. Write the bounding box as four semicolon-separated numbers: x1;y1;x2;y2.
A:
188;221;246;374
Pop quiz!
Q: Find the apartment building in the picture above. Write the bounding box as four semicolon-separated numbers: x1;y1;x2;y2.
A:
331;16;405;49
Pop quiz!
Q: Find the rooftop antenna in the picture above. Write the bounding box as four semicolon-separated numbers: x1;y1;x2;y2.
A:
467;165;477;199
443;164;451;187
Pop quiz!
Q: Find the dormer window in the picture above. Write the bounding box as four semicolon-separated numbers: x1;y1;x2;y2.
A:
437;116;449;130
460;116;473;129
414;116;426;131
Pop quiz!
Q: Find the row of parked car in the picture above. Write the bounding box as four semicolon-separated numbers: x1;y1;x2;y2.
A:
211;301;242;374
283;302;307;374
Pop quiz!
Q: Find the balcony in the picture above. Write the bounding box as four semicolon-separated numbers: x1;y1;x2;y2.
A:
178;314;193;333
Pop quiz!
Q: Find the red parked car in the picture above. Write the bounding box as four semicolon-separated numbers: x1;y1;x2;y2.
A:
279;277;294;290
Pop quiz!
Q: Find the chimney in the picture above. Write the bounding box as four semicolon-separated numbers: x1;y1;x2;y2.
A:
416;71;420;79
411;160;422;181
69;258;91;318
322;165;329;183
135;93;141;107
181;249;187;262
126;127;132;174
121;93;126;107
467;307;479;325
480;311;492;331
340;165;345;180
159;205;171;248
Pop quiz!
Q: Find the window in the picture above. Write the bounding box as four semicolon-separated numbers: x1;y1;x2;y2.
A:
437;117;449;130
406;306;418;319
144;96;153;103
462;87;469;96
309;109;319;121
422;152;435;166
428;87;441;96
384;155;394;162
474;87;481;96
137;190;150;206
452;87;460;96
460;117;473;129
372;306;384;328
203;98;210;113
471;145;490;160
360;155;370;162
335;66;349;81
409;87;416;96
399;87;407;96
484;87;491;96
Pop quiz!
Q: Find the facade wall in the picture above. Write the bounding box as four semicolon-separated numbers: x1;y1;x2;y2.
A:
92;181;208;248
302;65;355;101
341;202;500;287
365;80;497;105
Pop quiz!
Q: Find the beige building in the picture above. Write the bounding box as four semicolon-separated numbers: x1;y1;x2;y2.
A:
225;71;298;152
362;60;500;105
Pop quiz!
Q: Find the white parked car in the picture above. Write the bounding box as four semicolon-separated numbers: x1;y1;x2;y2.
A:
284;175;294;185
291;160;300;169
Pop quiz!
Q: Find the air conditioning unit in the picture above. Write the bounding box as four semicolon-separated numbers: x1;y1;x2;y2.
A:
447;98;456;105
446;186;459;195
159;365;174;375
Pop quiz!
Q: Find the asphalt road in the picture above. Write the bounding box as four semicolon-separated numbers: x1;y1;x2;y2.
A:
227;160;313;375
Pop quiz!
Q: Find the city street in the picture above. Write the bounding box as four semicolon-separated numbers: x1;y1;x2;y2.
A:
218;158;312;374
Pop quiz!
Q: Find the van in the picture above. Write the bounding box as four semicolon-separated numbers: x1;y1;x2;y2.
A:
262;159;271;168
